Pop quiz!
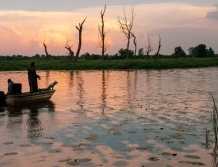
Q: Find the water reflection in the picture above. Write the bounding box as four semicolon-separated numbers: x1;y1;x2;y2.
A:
101;71;107;114
6;101;54;143
27;108;43;143
76;71;85;108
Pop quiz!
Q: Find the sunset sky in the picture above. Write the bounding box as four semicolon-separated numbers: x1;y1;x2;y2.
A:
0;0;217;56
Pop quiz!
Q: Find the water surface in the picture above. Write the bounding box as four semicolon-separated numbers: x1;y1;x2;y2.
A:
0;68;218;167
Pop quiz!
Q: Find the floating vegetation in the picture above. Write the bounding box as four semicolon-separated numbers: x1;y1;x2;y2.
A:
59;158;71;162
61;144;72;147
178;161;205;166
148;157;159;161
161;152;173;156
135;146;153;150
19;144;32;147
4;152;18;156
66;159;80;166
78;158;92;162
86;134;98;141
137;137;149;141
128;131;137;134
44;136;55;139
41;142;53;145
48;149;61;153
116;156;124;159
3;142;13;145
184;155;201;159
170;147;183;151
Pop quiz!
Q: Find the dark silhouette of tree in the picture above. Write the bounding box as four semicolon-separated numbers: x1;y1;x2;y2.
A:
75;17;87;62
43;40;50;61
155;35;162;59
117;5;136;59
98;5;110;61
207;47;215;57
173;46;186;57
145;34;153;58
131;33;137;59
195;44;207;58
64;38;74;63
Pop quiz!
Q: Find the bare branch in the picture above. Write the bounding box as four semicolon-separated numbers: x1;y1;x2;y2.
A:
145;34;153;58
117;4;136;59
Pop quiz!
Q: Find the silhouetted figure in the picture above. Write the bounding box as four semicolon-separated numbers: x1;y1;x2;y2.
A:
7;79;14;95
28;62;40;93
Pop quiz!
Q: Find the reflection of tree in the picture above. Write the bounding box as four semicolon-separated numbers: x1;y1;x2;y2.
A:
101;71;107;114
27;109;43;143
70;71;74;87
45;71;50;86
76;71;84;108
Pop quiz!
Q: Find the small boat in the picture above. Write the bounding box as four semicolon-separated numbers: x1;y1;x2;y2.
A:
5;81;58;106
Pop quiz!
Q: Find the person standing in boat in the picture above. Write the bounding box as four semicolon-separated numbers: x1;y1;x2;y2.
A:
7;79;14;95
28;62;40;93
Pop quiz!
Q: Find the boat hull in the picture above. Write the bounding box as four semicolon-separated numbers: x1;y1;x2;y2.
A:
6;90;56;106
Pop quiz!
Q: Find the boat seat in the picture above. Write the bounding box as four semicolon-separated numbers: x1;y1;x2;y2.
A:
12;83;22;95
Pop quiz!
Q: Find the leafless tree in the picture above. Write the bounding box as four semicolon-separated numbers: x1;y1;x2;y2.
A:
75;17;87;62
131;32;137;59
98;5;110;61
145;34;153;58
43;40;50;61
155;35;162;59
117;4;136;59
64;38;74;63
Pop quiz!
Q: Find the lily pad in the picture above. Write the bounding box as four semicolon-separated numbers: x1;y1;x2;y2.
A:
78;158;92;162
178;161;205;166
170;147;183;151
67;160;80;166
19;144;32;147
184;155;201;159
148;157;159;161
4;152;18;156
3;142;13;145
59;158;71;162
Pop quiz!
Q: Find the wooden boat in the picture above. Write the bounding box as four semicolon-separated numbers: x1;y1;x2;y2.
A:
5;81;58;106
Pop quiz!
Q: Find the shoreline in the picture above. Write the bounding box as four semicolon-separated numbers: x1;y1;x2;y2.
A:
0;58;218;71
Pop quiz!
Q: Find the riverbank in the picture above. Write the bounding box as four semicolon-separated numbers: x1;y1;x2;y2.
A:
0;58;218;71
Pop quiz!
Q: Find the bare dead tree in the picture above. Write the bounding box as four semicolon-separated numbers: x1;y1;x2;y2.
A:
43;40;50;61
117;4;136;59
131;32;137;59
75;17;87;62
155;35;162;59
145;34;153;59
98;5;110;61
64;38;74;63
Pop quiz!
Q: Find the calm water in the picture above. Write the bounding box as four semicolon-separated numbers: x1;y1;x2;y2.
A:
0;68;218;167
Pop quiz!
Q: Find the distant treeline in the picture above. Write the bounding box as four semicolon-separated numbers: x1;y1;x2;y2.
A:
0;44;217;61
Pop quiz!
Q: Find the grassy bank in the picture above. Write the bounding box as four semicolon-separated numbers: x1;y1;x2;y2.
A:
0;58;218;71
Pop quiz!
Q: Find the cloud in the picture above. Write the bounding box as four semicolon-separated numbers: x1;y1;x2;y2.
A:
0;3;218;56
206;11;218;20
